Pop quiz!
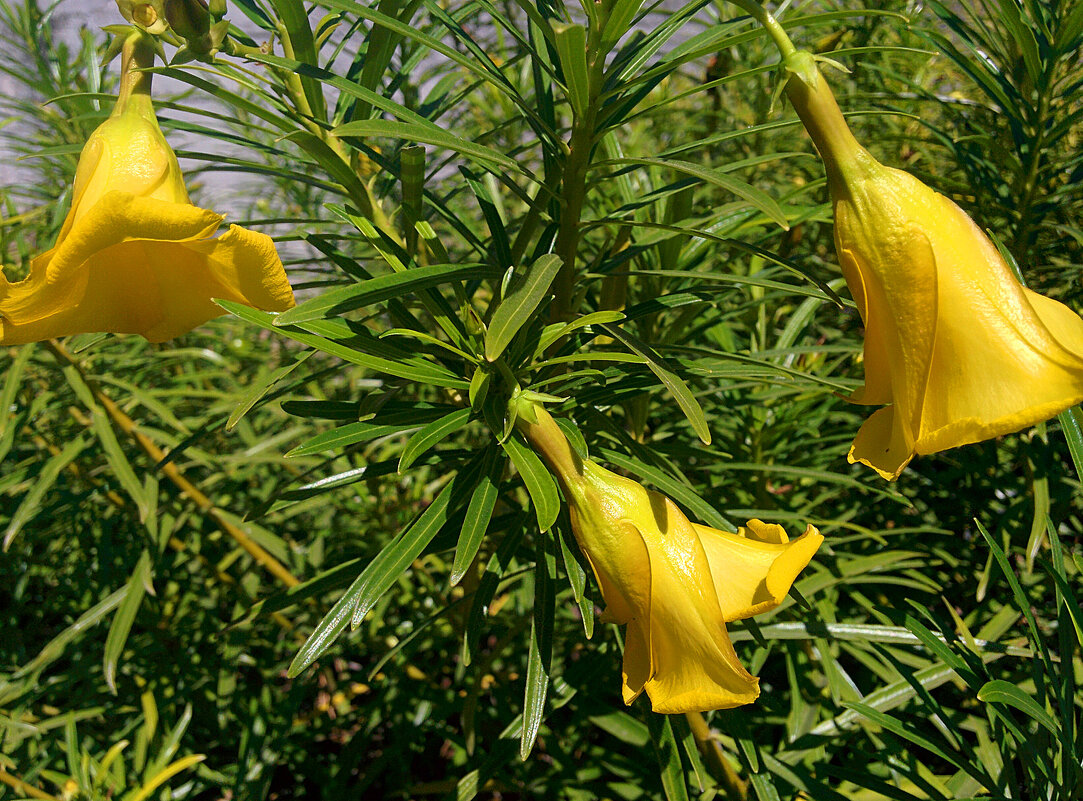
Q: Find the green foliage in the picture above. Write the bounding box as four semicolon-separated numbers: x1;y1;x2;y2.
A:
2;0;1082;798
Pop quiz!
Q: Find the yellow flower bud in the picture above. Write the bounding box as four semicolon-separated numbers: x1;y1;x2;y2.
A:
0;31;295;344
517;403;822;714
785;52;1083;480
115;1;170;35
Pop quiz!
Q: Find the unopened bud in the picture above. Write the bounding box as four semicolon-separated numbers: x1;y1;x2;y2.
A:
164;0;211;40
115;1;169;34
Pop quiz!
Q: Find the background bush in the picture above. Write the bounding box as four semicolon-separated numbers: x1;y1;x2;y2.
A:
1;0;1081;798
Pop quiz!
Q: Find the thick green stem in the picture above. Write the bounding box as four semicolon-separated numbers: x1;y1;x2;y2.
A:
1010;88;1051;262
515;401;585;500
781;52;873;193
551;21;610;320
684;712;747;800
551;122;595;319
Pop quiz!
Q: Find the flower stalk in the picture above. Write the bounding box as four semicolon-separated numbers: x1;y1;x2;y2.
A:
551;12;611;320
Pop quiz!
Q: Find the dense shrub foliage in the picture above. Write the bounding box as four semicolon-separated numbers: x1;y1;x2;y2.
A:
2;0;1082;798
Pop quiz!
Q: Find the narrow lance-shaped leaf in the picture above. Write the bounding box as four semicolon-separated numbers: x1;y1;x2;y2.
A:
647;713;690;801
502;433;560;532
227;351;313;431
450;445;502;586
348;469;469;628
552;23;589;118
335;119;521;173
399;407;473;472
103;550;153;694
275;262;493;326
977;679;1062;740
286;459;479;676
521;531;556;760
217;300;470;390
461;522;525;667
605;157;789;229
0;343;33;439
599;323;711;445
486;254;563;361
4;435;87;550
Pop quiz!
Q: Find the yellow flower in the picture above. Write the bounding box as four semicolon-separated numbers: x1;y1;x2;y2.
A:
516;402;823;714
0;30;295;345
785;52;1083;479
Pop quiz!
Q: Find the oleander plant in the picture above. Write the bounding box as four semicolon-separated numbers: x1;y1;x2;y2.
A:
2;0;1082;798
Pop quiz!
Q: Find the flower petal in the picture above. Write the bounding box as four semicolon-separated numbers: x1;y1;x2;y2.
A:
626;514;760;714
838;200;940;444
694;521;824;621
142;225;295;342
911;198;1083;452
837;241;892;406
0;196;295;344
621;613;651;705
848;405;913;480
0;192;221;327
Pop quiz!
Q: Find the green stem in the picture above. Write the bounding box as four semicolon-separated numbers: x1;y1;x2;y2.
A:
1010;87;1051;262
115;28;156;114
724;0;796;58
230;27;395;237
684;712;747;800
551;17;610;320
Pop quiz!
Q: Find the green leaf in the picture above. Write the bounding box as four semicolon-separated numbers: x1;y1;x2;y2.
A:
450;446;502;586
227;351;313;431
520;532;555;760
4;435;87;550
335;119;520;173
485;254;563;361
274;262;492;326
502;433;560;532
0;343;34;440
845;702;994;788
348;478;465;628
603;157;789;229
103;551;152;694
89;405;152;522
601;0;646;46
590;711;649;746
552;23;589;117
599;324;711;445
286;407;450;458
647;714;689;801
14;589;127;679
977;679;1061;739
1056;405;1083;482
216;300;469;390
461;521;525;667
398;407;473;472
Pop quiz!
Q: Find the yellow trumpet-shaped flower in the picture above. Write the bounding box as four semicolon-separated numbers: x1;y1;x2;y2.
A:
784;52;1083;479
0;30;295;345
516;401;822;714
